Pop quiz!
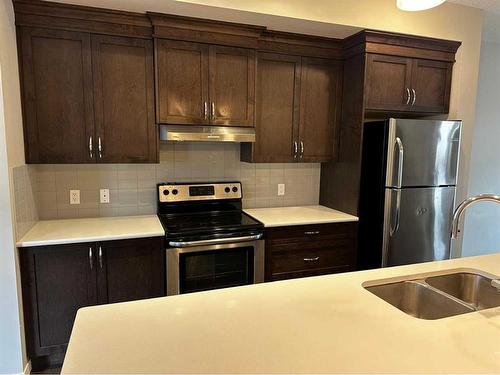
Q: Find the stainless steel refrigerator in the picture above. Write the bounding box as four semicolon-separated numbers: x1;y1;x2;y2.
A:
358;118;462;269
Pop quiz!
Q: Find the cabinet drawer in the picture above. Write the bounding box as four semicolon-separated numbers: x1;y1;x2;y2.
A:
266;222;356;243
270;240;355;275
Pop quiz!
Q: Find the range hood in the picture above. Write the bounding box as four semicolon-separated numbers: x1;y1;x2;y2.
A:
159;125;255;143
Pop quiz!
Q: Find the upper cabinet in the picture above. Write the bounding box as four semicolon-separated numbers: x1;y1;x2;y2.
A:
337;30;461;163
15;2;158;164
241;33;343;163
155;40;255;127
19;28;95;164
209;45;255;126
298;57;342;162
156;40;210;125
365;54;452;114
92;35;156;163
15;3;462;166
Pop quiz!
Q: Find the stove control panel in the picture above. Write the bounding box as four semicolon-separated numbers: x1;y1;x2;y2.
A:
158;182;242;202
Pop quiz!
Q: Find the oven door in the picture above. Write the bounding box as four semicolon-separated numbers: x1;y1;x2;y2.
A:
166;236;264;295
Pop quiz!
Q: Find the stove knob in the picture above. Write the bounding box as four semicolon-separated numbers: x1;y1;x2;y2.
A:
163;190;170;196
225;187;230;193
232;186;238;193
172;189;178;195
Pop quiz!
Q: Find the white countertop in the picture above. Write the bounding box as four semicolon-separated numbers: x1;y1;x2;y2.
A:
63;253;500;374
16;215;164;247
244;205;358;227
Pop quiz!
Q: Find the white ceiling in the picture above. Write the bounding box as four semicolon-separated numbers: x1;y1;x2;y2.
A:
449;0;500;14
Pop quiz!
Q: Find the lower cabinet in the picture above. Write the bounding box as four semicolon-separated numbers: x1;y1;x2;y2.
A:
20;237;165;370
265;223;357;281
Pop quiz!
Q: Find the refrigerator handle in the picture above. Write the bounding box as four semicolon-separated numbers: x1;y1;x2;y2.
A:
395;137;404;188
390;189;402;237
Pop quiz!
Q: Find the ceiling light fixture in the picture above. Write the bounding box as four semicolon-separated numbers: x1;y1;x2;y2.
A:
397;0;446;11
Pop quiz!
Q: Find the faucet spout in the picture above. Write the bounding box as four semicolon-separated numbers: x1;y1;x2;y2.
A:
451;194;500;239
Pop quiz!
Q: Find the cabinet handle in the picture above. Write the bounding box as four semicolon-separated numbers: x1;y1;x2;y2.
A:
98;137;103;159
405;88;411;105
293;141;298;159
204;101;208;120
98;246;103;269
299;141;304;159
211;102;215;119
411;89;416;106
89;136;93;159
89;247;93;270
304;257;320;262
304;230;320;235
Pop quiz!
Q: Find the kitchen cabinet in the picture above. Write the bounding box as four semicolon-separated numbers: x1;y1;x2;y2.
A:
365;54;453;114
365;54;413;112
298;57;342;162
18;27;157;164
241;54;341;163
96;238;164;304
20;237;164;370
91;35;157;163
156;40;255;127
410;59;452;113
19;28;95;164
265;222;357;281
244;52;301;162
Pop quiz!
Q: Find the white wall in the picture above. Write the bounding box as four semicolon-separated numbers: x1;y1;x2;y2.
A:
463;12;500;257
0;0;27;373
0;70;23;375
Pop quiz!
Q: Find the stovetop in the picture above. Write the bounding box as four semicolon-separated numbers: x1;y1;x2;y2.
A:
156;182;264;243
158;211;263;241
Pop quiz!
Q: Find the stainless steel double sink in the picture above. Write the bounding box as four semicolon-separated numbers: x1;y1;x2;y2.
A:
364;270;500;320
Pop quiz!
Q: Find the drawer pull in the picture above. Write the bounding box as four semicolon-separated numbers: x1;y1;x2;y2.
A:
304;231;320;235
304;257;320;262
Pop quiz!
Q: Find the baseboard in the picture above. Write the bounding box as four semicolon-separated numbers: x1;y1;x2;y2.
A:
23;360;31;374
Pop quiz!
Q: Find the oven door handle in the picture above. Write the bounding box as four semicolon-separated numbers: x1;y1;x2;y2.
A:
169;234;263;248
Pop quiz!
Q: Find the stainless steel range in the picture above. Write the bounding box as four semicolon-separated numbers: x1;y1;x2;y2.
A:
157;182;265;295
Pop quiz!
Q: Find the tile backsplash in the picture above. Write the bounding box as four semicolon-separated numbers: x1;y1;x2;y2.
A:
32;142;321;220
12;165;38;239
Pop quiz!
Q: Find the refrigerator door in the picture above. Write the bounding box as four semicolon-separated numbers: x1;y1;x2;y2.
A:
385;119;461;188
382;186;455;267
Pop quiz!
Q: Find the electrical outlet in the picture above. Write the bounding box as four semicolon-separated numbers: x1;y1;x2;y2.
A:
278;184;285;196
69;190;80;205
100;189;110;204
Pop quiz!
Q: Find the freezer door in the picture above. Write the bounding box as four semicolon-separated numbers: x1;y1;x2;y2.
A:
385;119;461;188
382;186;455;267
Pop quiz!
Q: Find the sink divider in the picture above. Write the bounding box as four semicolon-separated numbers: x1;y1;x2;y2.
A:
406;279;477;312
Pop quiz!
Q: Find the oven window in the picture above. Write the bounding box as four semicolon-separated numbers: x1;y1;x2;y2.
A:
179;247;254;294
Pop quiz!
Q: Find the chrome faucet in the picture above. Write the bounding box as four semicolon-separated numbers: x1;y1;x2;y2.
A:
451;194;500;291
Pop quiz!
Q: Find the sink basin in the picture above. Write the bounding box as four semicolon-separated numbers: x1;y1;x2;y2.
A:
366;280;474;320
364;269;500;320
426;272;500;310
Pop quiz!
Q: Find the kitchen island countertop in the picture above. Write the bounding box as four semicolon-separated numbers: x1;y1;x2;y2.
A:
62;253;500;374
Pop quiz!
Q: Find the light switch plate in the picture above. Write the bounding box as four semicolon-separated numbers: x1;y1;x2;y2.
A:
70;190;80;205
278;184;285;196
100;189;110;204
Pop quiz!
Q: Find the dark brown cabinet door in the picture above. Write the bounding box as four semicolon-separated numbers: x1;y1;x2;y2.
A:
92;35;157;163
298;57;342;162
96;238;165;304
242;52;300;162
19;28;94;163
156;39;209;125
365;54;413;112
410;59;452;114
20;243;97;357
209;46;255;127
